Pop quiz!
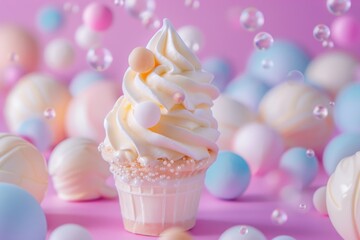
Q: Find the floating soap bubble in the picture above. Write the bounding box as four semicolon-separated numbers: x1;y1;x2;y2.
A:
254;32;274;50
306;149;315;158
299;203;307;210
43;108;56;119
185;0;200;9
124;0;155;20
322;40;334;48
141;12;161;29
240;7;264;31
239;226;248;235
63;2;79;13
261;59;274;69
114;0;125;6
313;105;329;119
329;101;335;107
313;24;331;41
87;47;113;71
327;0;351;16
271;209;288;225
287;70;304;82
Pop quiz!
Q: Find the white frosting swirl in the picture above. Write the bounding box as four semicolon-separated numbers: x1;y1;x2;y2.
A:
104;19;219;162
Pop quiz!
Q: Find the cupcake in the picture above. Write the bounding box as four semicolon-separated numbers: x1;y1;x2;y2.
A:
100;19;219;236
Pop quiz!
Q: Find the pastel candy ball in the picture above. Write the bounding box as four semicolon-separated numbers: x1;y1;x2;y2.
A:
219;225;266;240
331;15;360;48
83;2;113;32
0;183;47;240
306;51;358;98
233;122;284;175
49;224;92;240
69;70;104;96
128;47;155;73
66;81;120;143
279;147;319;188
0;134;48;202
75;25;101;49
134;101;161;128
203;57;232;91
313;186;327;215
205;151;251;200
44;38;75;70
159;227;192;240
247;40;310;86
259;81;334;154
272;236;296;240
323;133;360;175
334;83;360;133
224;74;270;112
327;152;360;240
37;6;64;32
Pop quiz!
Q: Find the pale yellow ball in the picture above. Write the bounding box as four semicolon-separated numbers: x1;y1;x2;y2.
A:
159;227;192;240
128;47;155;73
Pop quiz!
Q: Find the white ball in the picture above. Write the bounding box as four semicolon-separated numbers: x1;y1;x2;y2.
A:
177;25;204;52
313;186;327;215
219;225;266;240
75;25;101;49
49;224;92;240
44;38;75;70
134;101;161;128
233;122;284;175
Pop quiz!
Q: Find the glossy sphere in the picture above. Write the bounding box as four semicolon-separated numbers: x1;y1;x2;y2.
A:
159;227;192;240
280;147;319;188
128;47;155;73
219;225;266;240
0;184;47;240
239;7;264;31
69;70;104;96
203;58;232;91
331;16;359;48
233;123;284;175
327;0;351;15
83;2;113;32
44;38;75;70
134;101;161;128
87;47;113;71
253;32;274;50
313;186;328;215
37;6;64;32
49;224;93;240
205;151;251;200
323;133;360;175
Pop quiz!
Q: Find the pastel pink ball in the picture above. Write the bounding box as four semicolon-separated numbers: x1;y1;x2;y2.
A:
83;2;113;32
331;15;360;48
134;101;161;128
313;186;327;215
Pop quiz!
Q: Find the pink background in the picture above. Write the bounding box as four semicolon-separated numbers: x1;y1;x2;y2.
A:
1;0;359;239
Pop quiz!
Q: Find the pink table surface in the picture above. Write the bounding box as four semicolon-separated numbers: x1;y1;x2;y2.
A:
43;170;341;240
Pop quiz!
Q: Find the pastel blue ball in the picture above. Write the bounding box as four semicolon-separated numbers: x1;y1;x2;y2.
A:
37;6;64;32
17;117;52;151
0;183;47;240
323;133;360;175
334;83;360;133
224;74;270;111
203;58;232;91
280;147;319;188
272;236;296;240
205;151;251;200
247;40;310;86
70;70;104;96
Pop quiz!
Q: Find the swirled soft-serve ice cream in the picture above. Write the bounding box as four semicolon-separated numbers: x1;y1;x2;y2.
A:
100;19;219;236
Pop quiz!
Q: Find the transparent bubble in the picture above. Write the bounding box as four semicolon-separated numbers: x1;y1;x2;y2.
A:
313;105;329;119
299;203;307;210
329;101;335;107
43;108;56;119
240;7;264;31
114;0;126;6
271;209;288;225
313;24;331;41
125;0;156;20
87;47;113;71
287;70;304;82
327;0;351;16
141;12;161;29
261;59;274;69
9;52;19;62
254;32;274;50
239;226;248;235
63;2;79;13
185;0;200;9
306;149;315;158
322;40;334;48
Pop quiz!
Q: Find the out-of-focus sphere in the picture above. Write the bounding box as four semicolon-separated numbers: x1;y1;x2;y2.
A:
219;225;266;240
134;101;161;128
313;186;328;215
334;83;360;133
212;95;255;150
124;0;156;20
313;24;331;41
203;58;232;91
82;2;113;32
279;147;319;188
259;81;334;154
239;7;264;31
247;40;310;86
327;152;360;240
37;6;64;32
323;133;360;175
0;134;48;202
128;47;155;73
49;138;116;201
272;236;296;240
75;25;101;49
49;224;93;240
159;227;192;240
233;122;284;176
327;0;351;16
306;51;358;98
5;73;71;145
44;38;75;70
331;16;360;48
253;32;274;50
69;70;104;96
66;81;120;143
224;74;270;112
0;183;47;240
177;25;204;52
0;25;39;74
87;47;113;71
